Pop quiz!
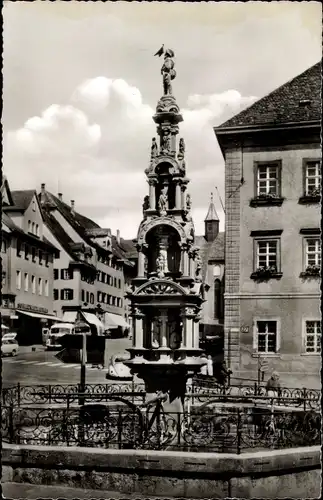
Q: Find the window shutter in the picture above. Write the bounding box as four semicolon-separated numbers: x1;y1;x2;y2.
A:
61;269;65;280
276;321;281;352
60;289;64;300
70;289;74;300
252;321;258;351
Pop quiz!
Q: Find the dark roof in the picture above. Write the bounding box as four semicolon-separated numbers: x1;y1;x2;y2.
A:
6;190;36;212
120;238;138;259
1;211;59;255
40;190;133;267
42;210;75;259
216;62;321;130
1;177;14;206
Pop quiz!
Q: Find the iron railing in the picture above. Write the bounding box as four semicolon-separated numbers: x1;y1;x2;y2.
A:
2;382;320;411
2;402;320;454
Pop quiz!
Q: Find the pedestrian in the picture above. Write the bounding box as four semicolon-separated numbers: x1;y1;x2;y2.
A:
266;371;281;402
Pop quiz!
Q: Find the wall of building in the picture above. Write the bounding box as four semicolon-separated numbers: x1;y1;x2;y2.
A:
224;140;321;381
96;259;125;316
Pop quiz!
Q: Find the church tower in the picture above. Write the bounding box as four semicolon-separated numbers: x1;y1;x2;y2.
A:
125;48;207;411
204;192;219;242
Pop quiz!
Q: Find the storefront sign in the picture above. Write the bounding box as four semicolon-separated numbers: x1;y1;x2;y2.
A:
17;303;48;314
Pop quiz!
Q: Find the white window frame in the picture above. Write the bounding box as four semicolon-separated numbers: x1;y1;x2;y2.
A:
304;160;321;195
16;270;21;290
24;273;29;292
44;280;49;297
304;237;321;269
38;277;43;295
254;238;280;271
256;162;281;197
62;289;73;301
253;317;281;355
302;318;321;355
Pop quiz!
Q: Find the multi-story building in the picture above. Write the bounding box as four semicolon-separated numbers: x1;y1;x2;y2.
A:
38;185;133;332
214;62;321;385
1;178;60;344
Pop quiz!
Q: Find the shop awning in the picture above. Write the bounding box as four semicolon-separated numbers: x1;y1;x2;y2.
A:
81;312;104;332
62;311;78;323
104;312;130;329
17;310;62;321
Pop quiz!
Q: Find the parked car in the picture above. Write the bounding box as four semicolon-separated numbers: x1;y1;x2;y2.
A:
1;333;19;357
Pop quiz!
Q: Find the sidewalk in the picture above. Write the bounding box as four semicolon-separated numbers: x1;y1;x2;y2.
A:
1;482;172;499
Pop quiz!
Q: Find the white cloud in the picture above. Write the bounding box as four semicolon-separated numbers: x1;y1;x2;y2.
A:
4;76;255;239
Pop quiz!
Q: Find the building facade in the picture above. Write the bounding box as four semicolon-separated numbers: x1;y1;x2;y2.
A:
38;185;133;332
215;62;321;385
1;178;59;344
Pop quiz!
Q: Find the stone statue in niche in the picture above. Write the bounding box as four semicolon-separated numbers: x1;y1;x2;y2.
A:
161;130;171;154
169;321;182;349
151;137;158;159
152;317;161;348
186;193;192;212
158;187;168;215
156;250;168;278
195;248;203;281
178;138;185;159
142;195;150;214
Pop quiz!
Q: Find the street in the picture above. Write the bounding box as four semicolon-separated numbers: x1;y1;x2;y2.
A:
2;338;132;388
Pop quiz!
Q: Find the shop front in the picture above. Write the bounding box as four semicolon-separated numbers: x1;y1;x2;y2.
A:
14;303;61;346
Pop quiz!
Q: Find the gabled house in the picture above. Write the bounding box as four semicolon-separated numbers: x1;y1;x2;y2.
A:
214;61;321;386
1;179;60;345
38;184;134;332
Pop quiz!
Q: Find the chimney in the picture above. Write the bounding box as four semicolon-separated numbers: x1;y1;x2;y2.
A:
70;200;75;215
116;229;120;244
40;183;46;205
58;193;63;201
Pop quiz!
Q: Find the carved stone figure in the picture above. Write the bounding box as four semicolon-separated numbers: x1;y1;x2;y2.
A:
151;137;158;159
161;131;171;154
169;323;182;350
178;138;185;159
186;193;192;212
156;253;166;278
195;249;202;281
158;187;168;215
142;195;150;213
163;72;172;95
161;49;176;96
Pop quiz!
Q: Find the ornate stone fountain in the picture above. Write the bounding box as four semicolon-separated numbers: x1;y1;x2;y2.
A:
125;48;207;413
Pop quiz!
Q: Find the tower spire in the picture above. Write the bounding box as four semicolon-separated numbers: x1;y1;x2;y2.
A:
205;192;219;241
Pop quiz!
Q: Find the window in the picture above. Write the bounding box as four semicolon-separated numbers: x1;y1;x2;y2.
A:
304;320;321;354
97;271;101;282
31;275;36;294
118;279;121;288
102;292;106;304
38;278;43;295
257;163;280;196
32;247;36;262
16;270;21;290
54;269;59;280
81;290;85;301
304;160;321;195
90;293;94;304
101;272;106;283
45;280;49;297
17;240;22;257
45;253;49;267
61;289;74;300
97;291;102;302
256;240;278;270
254;320;279;353
86;291;89;303
25;244;29;260
305;238;321;268
28;220;31;233
24;273;29;291
32;200;36;211
32;222;35;234
119;298;123;308
61;269;73;280
39;250;43;265
1;239;7;253
114;277;117;287
36;224;39;237
53;289;59;300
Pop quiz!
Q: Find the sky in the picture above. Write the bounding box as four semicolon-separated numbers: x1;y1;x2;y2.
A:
2;1;322;239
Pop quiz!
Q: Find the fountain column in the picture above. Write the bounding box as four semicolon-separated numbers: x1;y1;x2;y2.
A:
149;180;156;209
175;182;181;209
138;251;146;277
133;308;144;349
